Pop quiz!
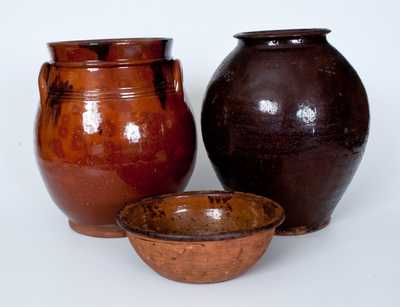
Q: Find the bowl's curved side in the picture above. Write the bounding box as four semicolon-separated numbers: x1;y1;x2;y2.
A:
127;230;274;283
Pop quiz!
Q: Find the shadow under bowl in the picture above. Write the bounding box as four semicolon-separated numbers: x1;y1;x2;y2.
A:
117;191;285;283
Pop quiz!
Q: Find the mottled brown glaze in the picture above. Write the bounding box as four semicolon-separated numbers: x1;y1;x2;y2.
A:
201;29;369;235
117;191;285;283
35;38;196;237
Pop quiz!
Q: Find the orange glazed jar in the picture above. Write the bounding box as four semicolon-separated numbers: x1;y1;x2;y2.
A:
35;38;196;237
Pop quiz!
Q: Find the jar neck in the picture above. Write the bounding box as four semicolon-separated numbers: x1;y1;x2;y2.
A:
48;38;172;66
234;28;330;49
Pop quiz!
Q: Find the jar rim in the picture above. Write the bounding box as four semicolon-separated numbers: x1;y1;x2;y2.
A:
48;37;171;47
234;28;331;39
47;37;173;65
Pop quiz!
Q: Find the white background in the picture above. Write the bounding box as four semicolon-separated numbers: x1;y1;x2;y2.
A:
0;0;399;306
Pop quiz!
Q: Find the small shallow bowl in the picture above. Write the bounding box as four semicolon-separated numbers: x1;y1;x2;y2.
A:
117;191;285;283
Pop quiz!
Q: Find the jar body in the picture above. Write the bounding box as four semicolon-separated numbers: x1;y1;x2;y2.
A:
35;39;196;237
201;30;369;235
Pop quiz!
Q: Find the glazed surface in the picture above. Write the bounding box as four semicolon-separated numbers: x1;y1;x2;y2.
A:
118;191;284;241
35;39;196;233
201;30;369;234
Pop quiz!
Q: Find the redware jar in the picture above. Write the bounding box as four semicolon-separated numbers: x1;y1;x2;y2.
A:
202;29;369;235
35;38;196;237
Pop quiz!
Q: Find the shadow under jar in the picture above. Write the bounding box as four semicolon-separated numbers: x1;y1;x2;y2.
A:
35;38;196;238
201;29;369;235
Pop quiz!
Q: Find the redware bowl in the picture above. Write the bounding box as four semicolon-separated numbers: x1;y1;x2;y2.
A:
117;191;285;283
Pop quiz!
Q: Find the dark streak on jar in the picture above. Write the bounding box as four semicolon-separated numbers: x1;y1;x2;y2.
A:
150;61;167;109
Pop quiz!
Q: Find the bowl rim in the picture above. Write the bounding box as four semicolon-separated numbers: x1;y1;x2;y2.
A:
116;190;285;242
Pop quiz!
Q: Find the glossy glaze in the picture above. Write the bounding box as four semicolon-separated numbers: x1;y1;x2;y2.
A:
117;191;284;283
35;38;196;237
202;29;369;235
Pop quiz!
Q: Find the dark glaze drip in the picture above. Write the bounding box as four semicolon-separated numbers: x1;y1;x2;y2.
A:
81;44;111;61
150;62;167;109
48;76;73;122
207;195;232;204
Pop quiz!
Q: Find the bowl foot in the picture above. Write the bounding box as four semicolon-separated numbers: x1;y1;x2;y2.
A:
275;219;330;236
68;220;126;238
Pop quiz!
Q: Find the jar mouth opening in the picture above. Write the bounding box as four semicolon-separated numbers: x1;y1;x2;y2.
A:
234;28;331;39
48;37;171;47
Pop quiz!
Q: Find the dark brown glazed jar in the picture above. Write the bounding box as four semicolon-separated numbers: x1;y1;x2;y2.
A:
35;38;196;238
201;29;369;235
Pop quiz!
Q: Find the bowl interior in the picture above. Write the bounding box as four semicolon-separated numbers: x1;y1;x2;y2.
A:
118;191;284;241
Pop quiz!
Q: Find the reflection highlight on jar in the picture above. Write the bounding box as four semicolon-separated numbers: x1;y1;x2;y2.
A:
296;104;317;125
267;40;279;47
87;67;99;72
258;99;279;115
124;122;141;143
82;100;102;134
290;38;304;45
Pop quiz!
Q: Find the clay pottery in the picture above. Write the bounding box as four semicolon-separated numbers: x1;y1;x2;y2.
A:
117;191;284;283
201;29;369;235
35;38;196;238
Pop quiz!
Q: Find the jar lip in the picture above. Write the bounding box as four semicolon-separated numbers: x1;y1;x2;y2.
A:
48;37;172;47
234;28;331;39
47;37;173;64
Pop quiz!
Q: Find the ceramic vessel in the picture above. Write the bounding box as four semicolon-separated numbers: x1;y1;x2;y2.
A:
35;38;196;238
117;191;284;283
202;29;369;235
